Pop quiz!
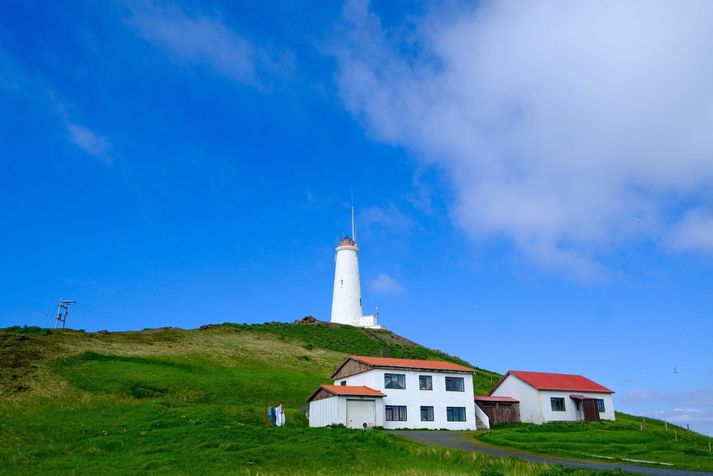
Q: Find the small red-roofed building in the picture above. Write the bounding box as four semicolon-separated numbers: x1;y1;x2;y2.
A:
474;396;520;426
307;355;477;429
488;370;615;424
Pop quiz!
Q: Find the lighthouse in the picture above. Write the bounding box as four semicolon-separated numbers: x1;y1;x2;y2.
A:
330;207;381;329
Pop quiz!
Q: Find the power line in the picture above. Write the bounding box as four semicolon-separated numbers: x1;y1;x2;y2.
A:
73;302;144;329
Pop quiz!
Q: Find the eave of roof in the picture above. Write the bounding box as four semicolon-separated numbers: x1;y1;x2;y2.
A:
475;395;519;403
307;384;386;401
330;355;473;379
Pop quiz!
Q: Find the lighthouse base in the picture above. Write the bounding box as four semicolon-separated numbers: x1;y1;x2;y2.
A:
358;314;381;329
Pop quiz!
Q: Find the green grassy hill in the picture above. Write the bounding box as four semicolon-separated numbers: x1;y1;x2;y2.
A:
2;321;584;475
477;413;713;472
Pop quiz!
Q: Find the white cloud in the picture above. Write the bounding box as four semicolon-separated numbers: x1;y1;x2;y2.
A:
332;0;713;277
622;388;713;434
0;47;114;165
621;388;713;406
670;209;713;253
66;123;112;164
127;2;289;87
370;272;405;294
360;203;414;232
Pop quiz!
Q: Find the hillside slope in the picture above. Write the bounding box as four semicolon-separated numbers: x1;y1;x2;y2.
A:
477;413;713;472
2;321;593;475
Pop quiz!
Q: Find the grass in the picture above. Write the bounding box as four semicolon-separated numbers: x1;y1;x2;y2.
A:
223;321;503;395
476;412;713;472
0;323;614;475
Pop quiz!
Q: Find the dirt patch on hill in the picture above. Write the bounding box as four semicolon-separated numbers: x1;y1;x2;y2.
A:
0;334;56;395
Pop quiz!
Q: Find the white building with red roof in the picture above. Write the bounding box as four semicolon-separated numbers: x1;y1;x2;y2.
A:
307;356;477;430
488;370;615;424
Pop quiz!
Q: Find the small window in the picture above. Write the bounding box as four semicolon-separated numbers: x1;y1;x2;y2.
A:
419;375;433;391
446;407;466;422
596;399;605;412
445;377;464;392
420;406;434;421
340;381;347;386
384;373;406;389
385;405;407;421
551;397;566;412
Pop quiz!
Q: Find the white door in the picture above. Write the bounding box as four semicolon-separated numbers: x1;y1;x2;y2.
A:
347;399;375;429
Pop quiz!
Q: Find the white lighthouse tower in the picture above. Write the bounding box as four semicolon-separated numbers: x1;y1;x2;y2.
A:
330;207;381;328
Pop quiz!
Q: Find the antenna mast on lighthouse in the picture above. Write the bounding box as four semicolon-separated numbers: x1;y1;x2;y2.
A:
351;199;357;243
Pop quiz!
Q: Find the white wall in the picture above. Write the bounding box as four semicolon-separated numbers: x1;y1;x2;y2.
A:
539;391;615;422
309;395;384;427
490;375;542;423
309;396;341;427
334;368;476;430
473;403;490;429
331;244;363;326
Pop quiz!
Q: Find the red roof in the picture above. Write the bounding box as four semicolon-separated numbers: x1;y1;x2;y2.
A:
309;385;385;401
491;370;613;394
338;237;357;247
350;355;473;373
475;395;519;403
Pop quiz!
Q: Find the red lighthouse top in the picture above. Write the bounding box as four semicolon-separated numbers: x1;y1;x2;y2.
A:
338;237;356;247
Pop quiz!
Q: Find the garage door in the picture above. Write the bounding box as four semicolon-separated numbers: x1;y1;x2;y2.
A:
347;399;375;429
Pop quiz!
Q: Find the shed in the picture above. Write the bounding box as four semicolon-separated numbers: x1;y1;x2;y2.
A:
307;385;385;429
488;370;615;424
474;396;520;426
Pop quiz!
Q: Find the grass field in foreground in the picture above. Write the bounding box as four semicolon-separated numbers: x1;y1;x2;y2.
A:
476;412;713;472
0;324;610;475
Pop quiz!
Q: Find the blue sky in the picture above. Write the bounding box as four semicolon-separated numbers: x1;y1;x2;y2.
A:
2;1;713;435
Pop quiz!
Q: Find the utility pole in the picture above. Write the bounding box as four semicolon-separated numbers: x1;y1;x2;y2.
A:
54;299;76;330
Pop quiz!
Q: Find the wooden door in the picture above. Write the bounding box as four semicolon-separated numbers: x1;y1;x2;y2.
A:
582;399;600;421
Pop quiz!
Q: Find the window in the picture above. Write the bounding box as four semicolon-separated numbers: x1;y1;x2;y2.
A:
445;377;464;392
446;407;466;422
419;375;433;390
596;399;605;412
550;397;566;412
384;373;406;389
385;405;407;421
420;406;434;421
340;381;347;386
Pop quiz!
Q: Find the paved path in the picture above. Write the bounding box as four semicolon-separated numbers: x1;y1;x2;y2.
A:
389;430;712;476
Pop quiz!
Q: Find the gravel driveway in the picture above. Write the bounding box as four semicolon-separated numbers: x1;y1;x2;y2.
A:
389;430;712;476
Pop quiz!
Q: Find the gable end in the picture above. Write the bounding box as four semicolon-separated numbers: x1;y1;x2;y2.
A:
331;358;372;380
308;388;335;402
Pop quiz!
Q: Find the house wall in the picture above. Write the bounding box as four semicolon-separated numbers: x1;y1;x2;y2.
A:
333;359;371;380
476;402;520;426
334;368;476;430
309;395;384;427
539;391;615;422
490;375;542;423
309;396;340;427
